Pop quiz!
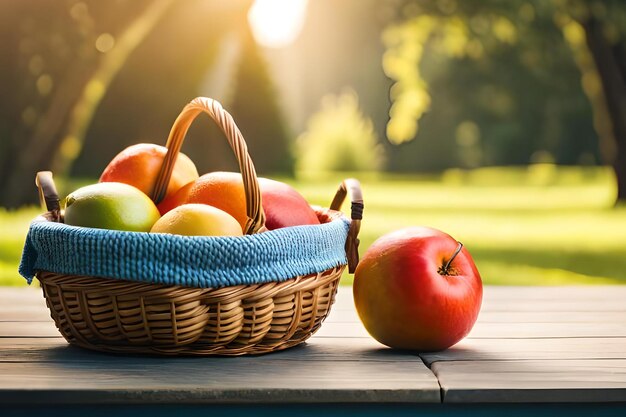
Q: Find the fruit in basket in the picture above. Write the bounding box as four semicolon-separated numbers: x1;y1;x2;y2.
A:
353;227;482;351
159;173;320;230
63;182;161;232
99;143;199;202
258;178;320;230
158;172;248;229
150;203;242;236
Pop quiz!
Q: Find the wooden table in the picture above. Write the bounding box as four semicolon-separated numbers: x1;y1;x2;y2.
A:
1;286;625;416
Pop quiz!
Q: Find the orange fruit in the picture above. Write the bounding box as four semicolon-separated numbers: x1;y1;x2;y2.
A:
150;204;243;237
63;182;161;232
158;172;249;230
99;143;199;202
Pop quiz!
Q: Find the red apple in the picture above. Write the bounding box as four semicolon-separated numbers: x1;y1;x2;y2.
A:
353;227;482;351
258;178;320;230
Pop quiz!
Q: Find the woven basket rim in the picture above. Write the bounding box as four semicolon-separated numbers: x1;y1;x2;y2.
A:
20;207;350;290
28;206;345;240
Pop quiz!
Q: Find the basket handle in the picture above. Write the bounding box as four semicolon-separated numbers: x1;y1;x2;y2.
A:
35;171;62;222
152;97;265;234
330;179;363;273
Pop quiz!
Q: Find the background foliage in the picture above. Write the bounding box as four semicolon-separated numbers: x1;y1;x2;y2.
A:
2;0;626;286
295;90;384;175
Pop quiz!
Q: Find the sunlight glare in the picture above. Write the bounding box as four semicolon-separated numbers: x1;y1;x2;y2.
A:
248;0;308;48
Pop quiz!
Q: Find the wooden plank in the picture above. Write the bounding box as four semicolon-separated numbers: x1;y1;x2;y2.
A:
0;356;440;404
0;287;440;405
468;322;626;339
3;286;626;406
421;338;626;363
431;359;626;402
0;308;51;322
0;337;421;364
335;286;626;312
335;300;626;313
323;298;626;339
0;321;61;337
334;291;626;316
315;321;626;339
480;286;626;312
469;311;626;324
0;287;49;321
0;337;64;349
0;287;43;304
326;308;626;325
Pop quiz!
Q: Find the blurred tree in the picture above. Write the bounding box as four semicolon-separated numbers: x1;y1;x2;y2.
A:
0;0;172;208
0;0;294;207
384;0;626;202
295;90;384;175
72;2;248;178
228;24;293;174
556;0;626;201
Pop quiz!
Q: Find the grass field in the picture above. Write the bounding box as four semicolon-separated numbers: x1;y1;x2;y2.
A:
2;166;626;286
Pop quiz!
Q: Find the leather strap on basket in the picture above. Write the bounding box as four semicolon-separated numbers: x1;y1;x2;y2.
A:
330;179;363;273
152;97;265;234
35;171;62;222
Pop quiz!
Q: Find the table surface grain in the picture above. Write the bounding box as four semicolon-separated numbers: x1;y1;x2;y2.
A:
1;286;626;405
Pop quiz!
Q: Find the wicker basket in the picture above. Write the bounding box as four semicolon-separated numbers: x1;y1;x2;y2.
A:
28;97;363;356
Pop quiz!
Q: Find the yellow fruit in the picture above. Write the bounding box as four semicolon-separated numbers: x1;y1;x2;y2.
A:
150;203;243;237
64;182;161;232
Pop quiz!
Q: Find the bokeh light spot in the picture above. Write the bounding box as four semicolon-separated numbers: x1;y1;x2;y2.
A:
60;135;81;160
492;17;517;44
95;33;115;53
70;2;88;21
36;74;53;96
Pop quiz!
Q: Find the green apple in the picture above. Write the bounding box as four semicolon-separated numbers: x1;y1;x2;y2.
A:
64;182;160;232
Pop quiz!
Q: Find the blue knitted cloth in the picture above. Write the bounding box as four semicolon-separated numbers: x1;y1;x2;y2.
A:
19;217;349;289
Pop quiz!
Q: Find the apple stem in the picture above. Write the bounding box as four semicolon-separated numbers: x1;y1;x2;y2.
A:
442;242;463;275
